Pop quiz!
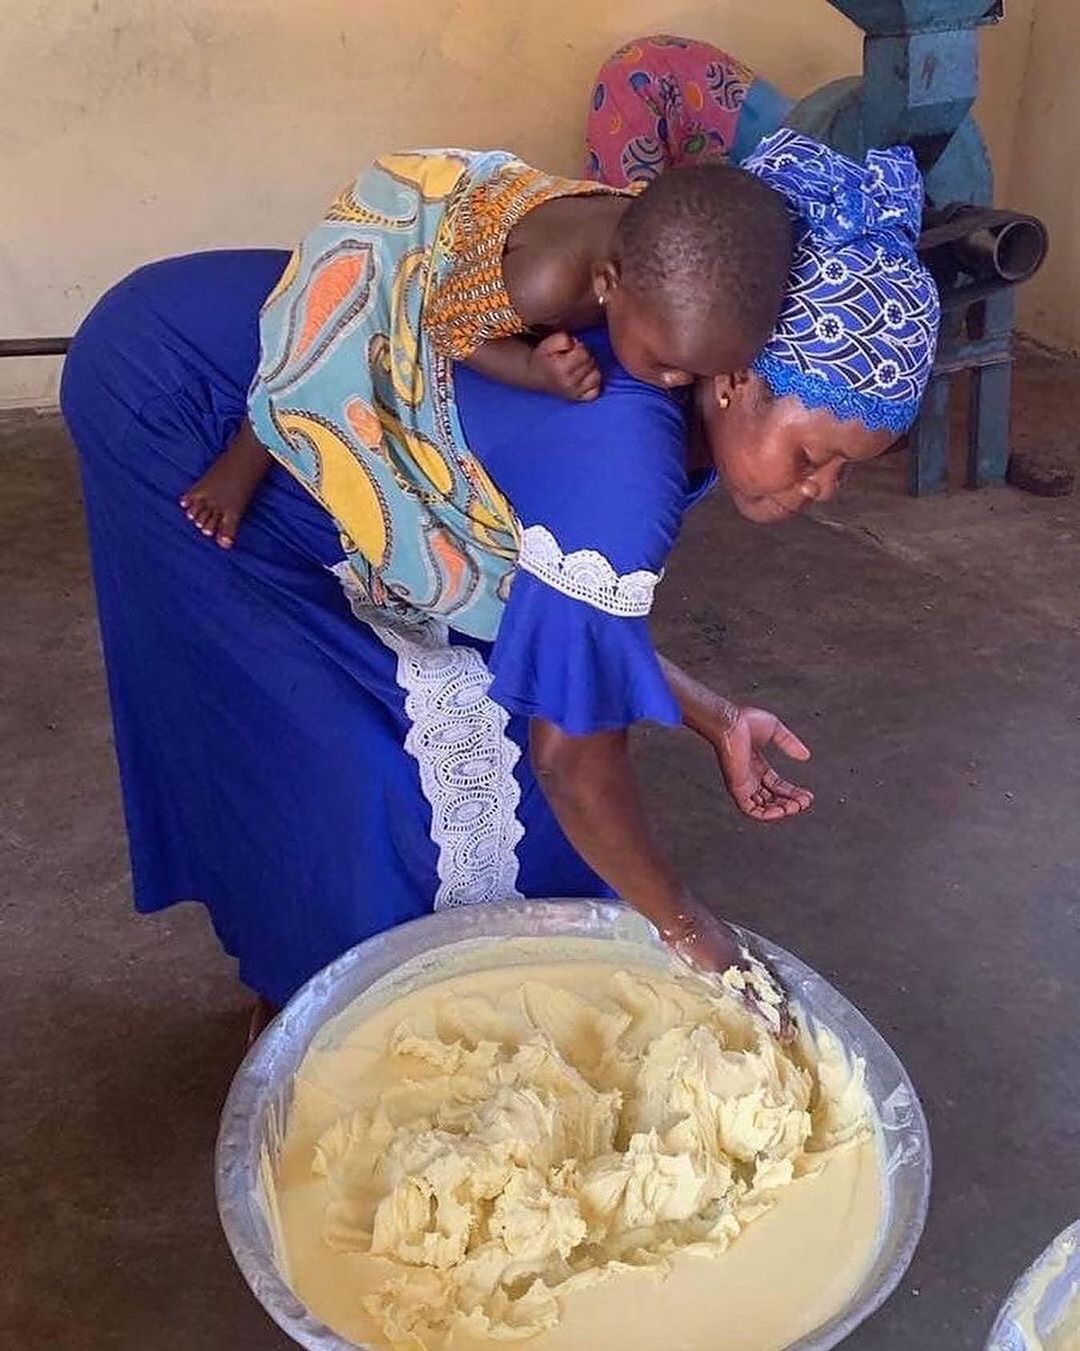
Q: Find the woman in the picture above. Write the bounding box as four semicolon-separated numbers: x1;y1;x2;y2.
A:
584;34;794;185
61;132;938;1025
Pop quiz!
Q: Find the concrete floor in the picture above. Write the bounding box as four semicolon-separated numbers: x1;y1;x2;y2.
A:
3;348;1079;1350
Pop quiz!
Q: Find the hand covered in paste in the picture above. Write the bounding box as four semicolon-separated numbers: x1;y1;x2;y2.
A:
659;898;792;1039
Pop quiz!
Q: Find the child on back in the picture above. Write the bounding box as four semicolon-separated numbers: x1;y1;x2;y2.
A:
182;152;793;547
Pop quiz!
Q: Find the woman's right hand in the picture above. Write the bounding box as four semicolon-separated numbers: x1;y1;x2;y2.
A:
659;901;743;972
659;898;792;1038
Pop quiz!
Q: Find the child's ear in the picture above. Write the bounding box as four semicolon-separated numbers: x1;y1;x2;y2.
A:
591;259;620;305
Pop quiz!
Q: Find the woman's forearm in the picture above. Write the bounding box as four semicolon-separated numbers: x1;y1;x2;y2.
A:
529;719;688;933
529;717;767;983
658;654;738;738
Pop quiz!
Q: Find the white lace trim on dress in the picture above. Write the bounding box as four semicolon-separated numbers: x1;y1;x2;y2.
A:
517;524;660;617
331;563;524;911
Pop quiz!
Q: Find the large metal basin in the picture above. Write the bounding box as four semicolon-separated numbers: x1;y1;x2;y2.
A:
216;900;932;1350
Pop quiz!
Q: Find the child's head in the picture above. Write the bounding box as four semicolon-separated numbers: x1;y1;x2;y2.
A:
595;164;793;389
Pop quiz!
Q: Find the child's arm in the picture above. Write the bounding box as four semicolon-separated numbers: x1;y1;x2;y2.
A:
463;332;601;401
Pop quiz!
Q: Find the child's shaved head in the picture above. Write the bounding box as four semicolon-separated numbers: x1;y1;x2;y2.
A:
612;164;794;370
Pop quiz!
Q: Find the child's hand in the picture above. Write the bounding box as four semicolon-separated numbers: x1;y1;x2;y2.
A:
529;332;602;402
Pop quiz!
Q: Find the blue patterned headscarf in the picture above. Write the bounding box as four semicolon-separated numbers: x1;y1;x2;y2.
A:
743;129;940;434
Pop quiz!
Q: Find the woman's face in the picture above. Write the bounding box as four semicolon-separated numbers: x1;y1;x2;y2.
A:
697;372;897;524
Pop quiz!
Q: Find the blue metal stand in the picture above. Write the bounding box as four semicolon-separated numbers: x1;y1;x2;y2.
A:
912;287;1017;494
777;1;1025;495
908;369;952;495
966;290;1015;487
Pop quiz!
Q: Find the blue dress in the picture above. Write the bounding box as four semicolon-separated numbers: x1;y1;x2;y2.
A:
61;250;713;1005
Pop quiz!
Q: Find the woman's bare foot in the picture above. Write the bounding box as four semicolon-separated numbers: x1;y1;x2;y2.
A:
181;425;273;548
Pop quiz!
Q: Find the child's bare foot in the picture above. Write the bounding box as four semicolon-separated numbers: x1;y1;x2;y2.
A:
181;425;272;548
181;460;254;548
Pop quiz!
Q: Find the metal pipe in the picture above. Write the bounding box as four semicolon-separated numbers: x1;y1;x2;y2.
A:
919;206;1049;286
953;219;1048;284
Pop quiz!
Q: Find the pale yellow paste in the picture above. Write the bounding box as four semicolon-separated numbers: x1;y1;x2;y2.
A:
1049;1309;1080;1351
270;955;882;1350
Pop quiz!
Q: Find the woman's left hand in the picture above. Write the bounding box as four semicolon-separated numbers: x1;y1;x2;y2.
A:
710;704;814;822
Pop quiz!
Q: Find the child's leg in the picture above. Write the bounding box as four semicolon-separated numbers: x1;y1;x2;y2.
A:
583;35;754;186
180;419;272;548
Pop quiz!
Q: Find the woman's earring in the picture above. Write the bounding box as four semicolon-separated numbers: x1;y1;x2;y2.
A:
597;293;606;307
718;392;731;409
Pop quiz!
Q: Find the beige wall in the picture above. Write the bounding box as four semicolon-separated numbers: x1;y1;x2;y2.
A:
977;0;1036;206
1007;0;1080;350
0;1;1066;407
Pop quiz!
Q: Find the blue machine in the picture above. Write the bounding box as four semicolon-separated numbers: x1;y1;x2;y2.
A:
734;1;1049;494
788;0;997;210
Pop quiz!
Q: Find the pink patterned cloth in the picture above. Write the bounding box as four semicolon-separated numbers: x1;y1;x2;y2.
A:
584;34;754;187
